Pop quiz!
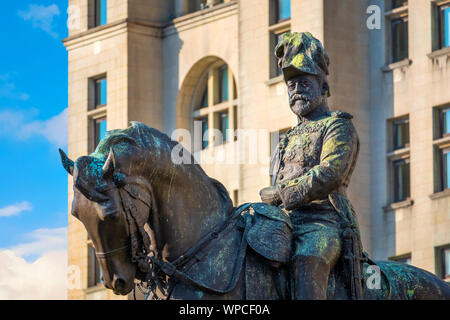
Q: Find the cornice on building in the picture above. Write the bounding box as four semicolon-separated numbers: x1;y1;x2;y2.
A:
63;1;238;50
163;1;238;37
63;19;164;50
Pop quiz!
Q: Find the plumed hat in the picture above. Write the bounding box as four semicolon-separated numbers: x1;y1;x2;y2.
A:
275;32;330;84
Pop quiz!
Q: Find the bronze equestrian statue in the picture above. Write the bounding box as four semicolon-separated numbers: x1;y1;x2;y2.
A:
260;32;364;300
59;122;450;299
59;32;450;300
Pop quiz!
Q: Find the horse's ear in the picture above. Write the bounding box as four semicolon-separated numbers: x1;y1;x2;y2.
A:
59;149;74;176
102;148;116;178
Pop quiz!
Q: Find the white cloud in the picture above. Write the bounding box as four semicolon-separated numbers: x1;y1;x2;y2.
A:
11;227;67;258
0;201;32;217
18;4;61;38
18;108;68;147
0;108;68;147
0;227;68;299
0;250;67;299
0;74;29;101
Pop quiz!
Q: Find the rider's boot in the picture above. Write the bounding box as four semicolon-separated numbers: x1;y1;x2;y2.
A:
291;255;330;300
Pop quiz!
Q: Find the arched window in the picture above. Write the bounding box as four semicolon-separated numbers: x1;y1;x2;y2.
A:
191;62;238;152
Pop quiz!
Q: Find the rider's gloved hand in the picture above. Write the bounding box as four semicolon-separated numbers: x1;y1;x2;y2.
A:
259;186;282;206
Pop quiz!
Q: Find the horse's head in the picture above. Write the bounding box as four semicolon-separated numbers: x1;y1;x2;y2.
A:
60;122;233;297
59;128;154;295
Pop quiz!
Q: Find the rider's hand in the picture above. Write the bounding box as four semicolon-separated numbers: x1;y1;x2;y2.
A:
259;186;282;206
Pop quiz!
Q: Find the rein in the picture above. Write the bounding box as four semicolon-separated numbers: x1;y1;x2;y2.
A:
114;176;251;300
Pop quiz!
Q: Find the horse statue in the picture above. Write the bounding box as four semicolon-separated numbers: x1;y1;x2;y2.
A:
59;122;450;300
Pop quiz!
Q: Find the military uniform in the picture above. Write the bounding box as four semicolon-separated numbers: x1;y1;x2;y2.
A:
270;109;363;298
262;32;365;299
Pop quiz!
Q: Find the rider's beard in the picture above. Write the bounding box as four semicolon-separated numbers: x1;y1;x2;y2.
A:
289;94;320;117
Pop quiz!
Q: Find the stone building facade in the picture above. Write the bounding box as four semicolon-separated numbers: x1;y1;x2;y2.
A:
64;0;450;299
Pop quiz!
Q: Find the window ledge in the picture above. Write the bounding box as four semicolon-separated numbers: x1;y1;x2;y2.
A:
384;5;409;18
429;189;450;200
265;75;284;86
87;105;107;118
386;147;410;159
383;198;414;212
268;19;291;31
427;46;450;60
433;135;450;146
382;59;412;73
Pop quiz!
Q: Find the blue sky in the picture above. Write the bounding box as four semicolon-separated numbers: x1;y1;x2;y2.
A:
0;1;69;298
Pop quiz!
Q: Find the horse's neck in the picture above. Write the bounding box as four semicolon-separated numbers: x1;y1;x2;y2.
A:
151;172;230;261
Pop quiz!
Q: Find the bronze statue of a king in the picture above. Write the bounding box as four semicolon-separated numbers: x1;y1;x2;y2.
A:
259;32;365;300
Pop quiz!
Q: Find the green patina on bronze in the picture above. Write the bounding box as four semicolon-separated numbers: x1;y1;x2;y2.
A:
275;32;330;89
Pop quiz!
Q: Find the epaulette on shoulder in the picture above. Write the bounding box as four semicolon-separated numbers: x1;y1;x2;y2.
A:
331;110;353;120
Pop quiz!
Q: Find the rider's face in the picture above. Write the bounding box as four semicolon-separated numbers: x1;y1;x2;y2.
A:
286;74;326;117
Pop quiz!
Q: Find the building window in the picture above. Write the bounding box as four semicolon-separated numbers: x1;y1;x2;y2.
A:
436;245;450;281
390;253;411;265
444;247;450;281
95;77;107;107
217;111;229;144
95;0;107;27
393;118;410;150
87;244;102;287
269;0;291;78
270;29;290;78
391;17;408;63
94;117;107;148
200;86;208;109
439;106;450;137
433;105;450;193
218;65;229;104
276;0;291;23
89;75;107;110
270;0;291;25
191;62;238;152
393;158;410;202
388;116;410;203
439;148;450;191
386;2;408;63
88;75;107;152
391;0;407;9
195;116;209;150
437;2;450;49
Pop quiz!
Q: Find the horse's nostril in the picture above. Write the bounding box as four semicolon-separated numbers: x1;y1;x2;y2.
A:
113;278;126;292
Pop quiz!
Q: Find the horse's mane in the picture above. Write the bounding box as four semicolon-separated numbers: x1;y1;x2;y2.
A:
89;122;234;211
91;121;178;159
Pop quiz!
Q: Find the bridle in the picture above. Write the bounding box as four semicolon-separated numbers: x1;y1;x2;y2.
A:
93;173;251;300
95;244;131;259
90;174;165;299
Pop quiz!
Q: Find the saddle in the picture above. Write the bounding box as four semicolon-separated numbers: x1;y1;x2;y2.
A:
243;203;293;266
165;203;292;298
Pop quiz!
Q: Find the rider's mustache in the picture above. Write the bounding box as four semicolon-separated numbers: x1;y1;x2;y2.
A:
289;93;310;105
